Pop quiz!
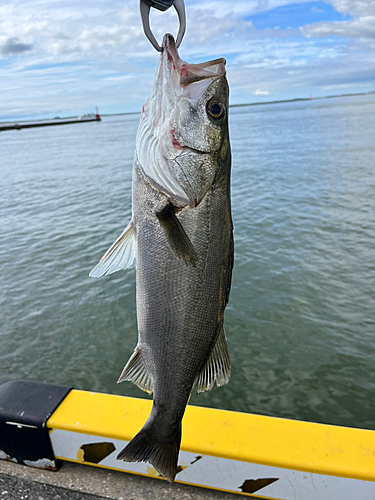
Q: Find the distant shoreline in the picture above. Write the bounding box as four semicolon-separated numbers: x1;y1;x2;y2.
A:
1;91;374;124
229;91;374;109
101;91;374;117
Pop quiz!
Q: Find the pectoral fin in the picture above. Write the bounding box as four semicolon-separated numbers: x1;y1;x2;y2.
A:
155;202;197;265
195;325;231;393
89;222;136;278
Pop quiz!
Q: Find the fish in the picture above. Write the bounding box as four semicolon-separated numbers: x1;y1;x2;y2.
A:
90;33;233;483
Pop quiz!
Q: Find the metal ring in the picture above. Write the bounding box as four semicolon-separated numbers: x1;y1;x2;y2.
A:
140;0;186;52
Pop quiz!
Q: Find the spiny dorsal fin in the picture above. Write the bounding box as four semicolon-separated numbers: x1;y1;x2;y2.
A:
89;221;136;278
117;346;153;394
155;202;197;265
195;325;231;393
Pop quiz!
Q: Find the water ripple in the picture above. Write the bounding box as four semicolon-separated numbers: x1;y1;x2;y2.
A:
1;96;375;428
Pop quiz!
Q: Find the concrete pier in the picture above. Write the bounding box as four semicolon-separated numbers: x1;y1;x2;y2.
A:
0;115;100;132
0;460;253;500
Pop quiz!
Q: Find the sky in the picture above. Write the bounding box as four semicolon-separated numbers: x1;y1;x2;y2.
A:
1;0;375;120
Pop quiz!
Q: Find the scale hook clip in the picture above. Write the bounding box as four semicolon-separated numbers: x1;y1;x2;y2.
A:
140;0;186;52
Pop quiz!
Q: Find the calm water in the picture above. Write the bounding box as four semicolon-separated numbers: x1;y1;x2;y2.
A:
1;94;374;430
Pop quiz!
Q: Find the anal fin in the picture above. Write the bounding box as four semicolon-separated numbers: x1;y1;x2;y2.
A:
89;221;136;278
117;346;153;394
195;325;231;393
155;202;197;265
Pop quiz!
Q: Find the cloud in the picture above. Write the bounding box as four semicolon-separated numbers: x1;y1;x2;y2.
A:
302;16;375;40
188;0;315;18
1;0;375;120
0;37;33;56
327;0;375;17
0;1;315;62
311;7;325;14
301;0;375;40
0;2;145;61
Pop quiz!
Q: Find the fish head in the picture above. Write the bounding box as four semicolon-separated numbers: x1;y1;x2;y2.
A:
136;34;230;208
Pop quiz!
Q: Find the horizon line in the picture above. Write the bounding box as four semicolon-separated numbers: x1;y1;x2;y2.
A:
1;91;374;124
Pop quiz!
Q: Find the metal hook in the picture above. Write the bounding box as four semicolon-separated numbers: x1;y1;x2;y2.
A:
140;0;186;52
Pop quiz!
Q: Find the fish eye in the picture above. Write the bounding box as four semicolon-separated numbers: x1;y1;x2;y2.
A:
206;100;225;120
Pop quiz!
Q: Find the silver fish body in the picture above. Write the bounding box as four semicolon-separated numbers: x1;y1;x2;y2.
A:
90;34;233;483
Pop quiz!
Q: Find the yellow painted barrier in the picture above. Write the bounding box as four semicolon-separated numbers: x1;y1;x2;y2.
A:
46;389;375;499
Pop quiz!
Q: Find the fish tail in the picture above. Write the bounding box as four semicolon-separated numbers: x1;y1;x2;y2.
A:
117;420;181;483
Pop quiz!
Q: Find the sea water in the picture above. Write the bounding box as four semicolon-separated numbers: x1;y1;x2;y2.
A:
1;94;374;429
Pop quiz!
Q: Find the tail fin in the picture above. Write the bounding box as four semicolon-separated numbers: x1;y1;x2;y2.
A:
117;424;181;483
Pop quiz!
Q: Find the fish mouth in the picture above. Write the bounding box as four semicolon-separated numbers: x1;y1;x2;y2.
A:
162;34;226;93
136;35;226;208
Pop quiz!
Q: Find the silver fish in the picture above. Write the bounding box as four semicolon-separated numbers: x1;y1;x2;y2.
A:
90;34;233;483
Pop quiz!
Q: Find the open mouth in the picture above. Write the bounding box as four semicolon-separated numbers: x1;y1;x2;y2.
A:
162;34;226;99
136;34;226;208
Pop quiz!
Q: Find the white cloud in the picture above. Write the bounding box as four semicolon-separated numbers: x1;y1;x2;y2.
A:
301;0;375;40
1;0;375;120
302;16;375;40
254;90;270;95
188;0;314;18
326;0;375;17
311;7;325;14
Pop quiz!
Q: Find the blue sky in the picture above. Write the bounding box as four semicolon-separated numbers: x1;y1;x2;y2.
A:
1;0;375;120
247;1;350;30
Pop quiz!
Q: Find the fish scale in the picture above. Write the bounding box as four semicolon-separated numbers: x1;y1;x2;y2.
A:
90;33;233;482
